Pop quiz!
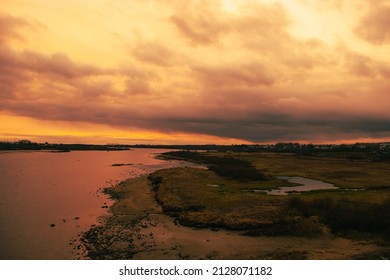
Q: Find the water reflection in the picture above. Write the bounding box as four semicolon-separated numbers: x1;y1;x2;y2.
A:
242;176;338;196
267;176;338;195
0;149;190;259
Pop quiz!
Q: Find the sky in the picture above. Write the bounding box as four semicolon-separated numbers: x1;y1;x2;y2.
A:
1;0;390;144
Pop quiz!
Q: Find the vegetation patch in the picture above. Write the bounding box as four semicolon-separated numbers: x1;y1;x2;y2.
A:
161;151;267;181
243;216;326;238
151;150;390;243
148;167;286;231
148;167;329;236
102;181;129;200
288;196;390;239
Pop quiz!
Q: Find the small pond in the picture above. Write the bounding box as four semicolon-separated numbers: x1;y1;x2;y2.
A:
243;176;338;196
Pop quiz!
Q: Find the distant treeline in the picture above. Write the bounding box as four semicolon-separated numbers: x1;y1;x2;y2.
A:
0;140;130;151
2;140;390;158
133;142;390;152
162;150;267;182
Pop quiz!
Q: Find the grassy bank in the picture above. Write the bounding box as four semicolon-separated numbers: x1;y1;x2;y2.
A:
153;151;390;242
82;150;390;259
161;151;267;181
149;167;287;230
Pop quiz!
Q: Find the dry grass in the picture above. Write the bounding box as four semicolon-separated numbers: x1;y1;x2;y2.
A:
154;151;390;240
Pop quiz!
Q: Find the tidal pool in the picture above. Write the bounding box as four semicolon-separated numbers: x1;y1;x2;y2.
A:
268;176;338;195
243;176;338;196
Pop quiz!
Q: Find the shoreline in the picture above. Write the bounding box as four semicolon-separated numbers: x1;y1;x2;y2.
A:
81;172;382;260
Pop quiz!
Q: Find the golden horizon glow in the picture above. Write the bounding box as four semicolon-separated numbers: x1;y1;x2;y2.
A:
1;0;390;144
0;113;250;145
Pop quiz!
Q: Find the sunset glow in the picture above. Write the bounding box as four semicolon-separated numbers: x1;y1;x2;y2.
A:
1;0;390;144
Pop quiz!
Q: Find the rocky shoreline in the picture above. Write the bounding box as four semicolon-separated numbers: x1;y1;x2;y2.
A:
80;172;384;260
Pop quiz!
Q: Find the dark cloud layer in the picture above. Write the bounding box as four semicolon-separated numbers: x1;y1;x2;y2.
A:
1;1;390;144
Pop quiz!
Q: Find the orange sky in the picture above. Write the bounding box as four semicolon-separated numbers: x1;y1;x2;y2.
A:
1;0;390;144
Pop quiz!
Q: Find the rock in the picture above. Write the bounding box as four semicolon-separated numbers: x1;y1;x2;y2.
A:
50;224;56;227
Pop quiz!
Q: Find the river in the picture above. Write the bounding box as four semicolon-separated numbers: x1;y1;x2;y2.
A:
0;148;186;260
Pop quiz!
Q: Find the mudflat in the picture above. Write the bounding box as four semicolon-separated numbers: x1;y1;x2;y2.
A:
81;174;383;260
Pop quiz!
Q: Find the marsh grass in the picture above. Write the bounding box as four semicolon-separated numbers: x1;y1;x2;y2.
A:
288;196;390;239
148;167;287;230
162;151;267;181
152;150;390;240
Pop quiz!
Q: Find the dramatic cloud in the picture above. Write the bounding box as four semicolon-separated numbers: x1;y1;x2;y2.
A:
0;13;35;43
1;1;390;144
193;63;275;87
169;0;229;45
355;4;390;44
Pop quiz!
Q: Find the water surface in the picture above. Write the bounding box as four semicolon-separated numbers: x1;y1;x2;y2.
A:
267;176;338;195
0;149;187;259
242;176;338;195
